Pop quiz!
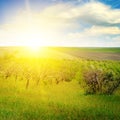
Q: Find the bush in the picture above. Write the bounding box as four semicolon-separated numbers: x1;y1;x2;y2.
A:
82;69;120;95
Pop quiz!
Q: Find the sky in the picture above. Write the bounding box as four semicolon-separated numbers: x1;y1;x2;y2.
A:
0;0;120;47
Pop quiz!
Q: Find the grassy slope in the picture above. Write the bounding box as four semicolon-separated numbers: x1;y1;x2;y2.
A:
52;47;120;53
0;47;120;120
0;78;120;120
52;47;120;60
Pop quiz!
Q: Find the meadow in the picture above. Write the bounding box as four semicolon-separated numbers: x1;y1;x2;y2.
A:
0;47;120;120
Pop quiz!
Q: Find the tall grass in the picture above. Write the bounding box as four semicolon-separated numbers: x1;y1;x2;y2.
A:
0;47;120;120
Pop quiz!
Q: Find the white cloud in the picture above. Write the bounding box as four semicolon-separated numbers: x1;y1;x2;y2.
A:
112;36;120;41
28;2;120;26
66;25;120;47
68;26;120;39
0;1;120;46
84;26;120;36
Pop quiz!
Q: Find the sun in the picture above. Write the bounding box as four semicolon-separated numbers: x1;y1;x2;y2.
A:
23;44;44;57
26;44;45;53
25;38;47;52
28;45;41;52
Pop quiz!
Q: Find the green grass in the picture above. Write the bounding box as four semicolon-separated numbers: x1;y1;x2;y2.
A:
0;47;120;120
51;47;120;53
0;78;120;120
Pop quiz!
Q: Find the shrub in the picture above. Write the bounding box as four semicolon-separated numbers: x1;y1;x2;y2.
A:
82;69;120;95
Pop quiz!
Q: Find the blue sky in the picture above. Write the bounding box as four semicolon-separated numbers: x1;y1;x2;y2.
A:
0;0;120;47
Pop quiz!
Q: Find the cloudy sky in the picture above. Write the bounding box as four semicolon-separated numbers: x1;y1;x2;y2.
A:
0;0;120;47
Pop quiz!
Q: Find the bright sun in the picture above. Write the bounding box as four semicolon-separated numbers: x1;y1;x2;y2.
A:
28;45;40;51
26;45;43;53
24;45;46;57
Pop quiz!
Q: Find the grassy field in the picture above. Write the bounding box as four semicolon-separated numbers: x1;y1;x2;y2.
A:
0;47;120;120
52;47;120;60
